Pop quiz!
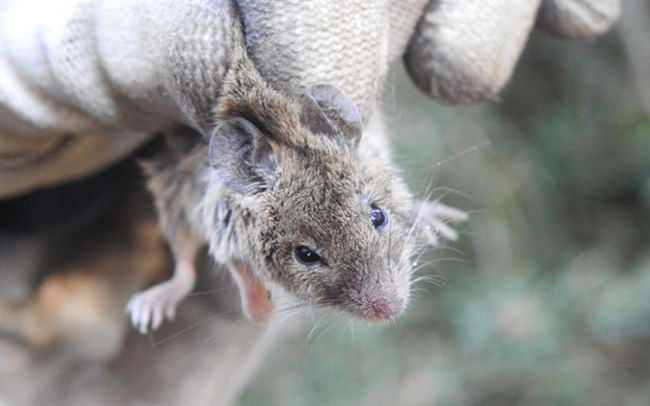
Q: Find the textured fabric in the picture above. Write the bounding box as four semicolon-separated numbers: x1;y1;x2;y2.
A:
0;0;620;198
0;0;238;197
238;0;390;119
538;0;622;38
405;0;542;104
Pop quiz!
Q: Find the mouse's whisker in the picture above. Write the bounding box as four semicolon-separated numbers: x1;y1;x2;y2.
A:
149;310;233;348
347;319;357;343
188;285;236;297
272;299;310;314
425;256;469;267
272;299;334;320
410;286;433;296
411;273;447;286
312;316;339;344
387;225;393;269
307;312;329;340
411;243;434;266
272;303;307;314
274;308;308;324
430;245;467;256
410;256;465;274
427;186;475;202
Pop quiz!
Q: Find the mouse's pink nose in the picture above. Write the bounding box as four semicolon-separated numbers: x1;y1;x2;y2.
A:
369;301;393;319
363;296;406;322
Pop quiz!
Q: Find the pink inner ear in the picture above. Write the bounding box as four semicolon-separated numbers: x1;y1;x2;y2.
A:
229;261;272;323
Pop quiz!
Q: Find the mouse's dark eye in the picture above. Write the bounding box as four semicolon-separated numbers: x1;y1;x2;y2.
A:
295;245;321;266
370;204;388;229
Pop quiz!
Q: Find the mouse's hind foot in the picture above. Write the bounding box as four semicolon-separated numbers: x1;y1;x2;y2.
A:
412;200;468;246
126;261;196;334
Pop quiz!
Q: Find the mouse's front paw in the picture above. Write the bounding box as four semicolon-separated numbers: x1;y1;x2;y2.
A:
126;282;187;334
413;200;468;247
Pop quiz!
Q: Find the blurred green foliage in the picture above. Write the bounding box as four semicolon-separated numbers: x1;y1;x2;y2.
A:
240;31;650;406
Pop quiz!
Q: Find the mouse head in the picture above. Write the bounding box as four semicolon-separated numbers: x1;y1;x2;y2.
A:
208;81;416;322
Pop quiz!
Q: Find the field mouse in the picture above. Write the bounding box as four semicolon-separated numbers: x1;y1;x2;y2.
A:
127;12;467;333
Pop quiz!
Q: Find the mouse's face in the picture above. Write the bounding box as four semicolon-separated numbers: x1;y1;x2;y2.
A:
210;84;415;321
258;137;415;321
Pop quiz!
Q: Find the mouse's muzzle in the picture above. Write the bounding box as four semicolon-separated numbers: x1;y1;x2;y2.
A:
345;276;410;323
360;294;407;322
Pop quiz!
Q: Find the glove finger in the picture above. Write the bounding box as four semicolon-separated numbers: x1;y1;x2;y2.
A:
537;0;621;39
404;0;542;105
386;0;432;64
237;0;389;122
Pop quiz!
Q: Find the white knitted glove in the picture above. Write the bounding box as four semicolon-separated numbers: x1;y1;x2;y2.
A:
240;0;621;106
0;0;620;197
402;0;622;103
0;0;238;196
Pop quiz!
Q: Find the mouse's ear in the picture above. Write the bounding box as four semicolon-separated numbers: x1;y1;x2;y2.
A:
209;117;276;194
300;84;362;148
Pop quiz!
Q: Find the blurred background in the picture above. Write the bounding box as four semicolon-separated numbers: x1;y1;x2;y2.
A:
1;4;649;406
240;8;650;406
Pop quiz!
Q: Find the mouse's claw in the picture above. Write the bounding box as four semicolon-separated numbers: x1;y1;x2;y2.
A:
126;286;175;334
413;200;468;247
126;276;193;334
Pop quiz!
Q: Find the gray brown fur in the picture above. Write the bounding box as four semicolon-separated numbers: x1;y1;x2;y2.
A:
141;130;208;257
138;12;466;325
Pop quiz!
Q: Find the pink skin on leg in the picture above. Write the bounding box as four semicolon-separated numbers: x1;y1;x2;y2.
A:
227;261;272;323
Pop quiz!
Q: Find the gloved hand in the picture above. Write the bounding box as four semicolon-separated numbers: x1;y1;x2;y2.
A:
0;0;620;197
401;0;622;104
240;0;622;108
